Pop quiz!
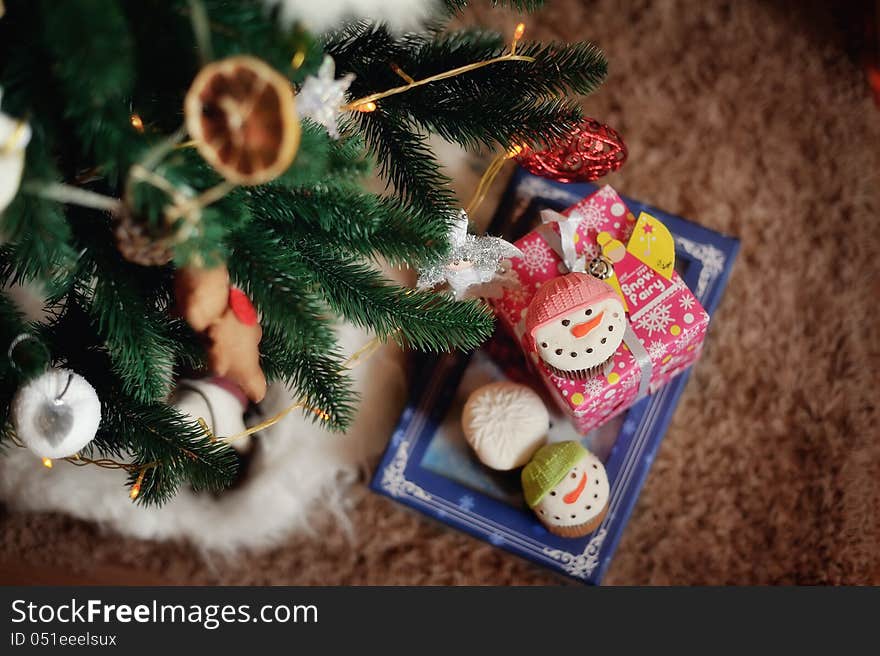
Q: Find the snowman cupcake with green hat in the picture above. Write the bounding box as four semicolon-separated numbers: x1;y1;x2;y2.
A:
522;441;610;538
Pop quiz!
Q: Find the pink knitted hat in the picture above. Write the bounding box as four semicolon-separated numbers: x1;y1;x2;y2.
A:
525;273;619;352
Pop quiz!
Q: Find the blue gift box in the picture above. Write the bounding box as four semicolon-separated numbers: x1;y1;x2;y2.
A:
370;169;739;584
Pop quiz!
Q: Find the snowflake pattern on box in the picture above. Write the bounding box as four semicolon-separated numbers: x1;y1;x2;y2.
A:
584;376;606;398
636;302;674;336
679;323;706;348
570;199;605;232
519;240;554;276
647;339;667;361
581;240;600;262
619;370;640;392
679;294;696;310
672;333;691;353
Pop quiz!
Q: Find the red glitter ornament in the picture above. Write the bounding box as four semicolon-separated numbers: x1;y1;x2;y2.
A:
515;118;627;183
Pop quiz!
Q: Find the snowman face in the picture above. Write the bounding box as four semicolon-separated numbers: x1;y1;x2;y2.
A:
534;450;610;529
533;296;626;373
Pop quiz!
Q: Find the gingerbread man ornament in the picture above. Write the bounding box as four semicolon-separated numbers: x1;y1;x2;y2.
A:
174;265;267;403
206;289;266;403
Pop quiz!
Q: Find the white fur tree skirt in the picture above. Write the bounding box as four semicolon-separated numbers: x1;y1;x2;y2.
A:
0;324;406;551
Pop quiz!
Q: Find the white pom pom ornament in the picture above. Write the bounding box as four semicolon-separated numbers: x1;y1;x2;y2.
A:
11;368;101;459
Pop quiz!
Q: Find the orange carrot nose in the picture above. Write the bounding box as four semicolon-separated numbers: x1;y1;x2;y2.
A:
570;311;604;338
563;472;587;504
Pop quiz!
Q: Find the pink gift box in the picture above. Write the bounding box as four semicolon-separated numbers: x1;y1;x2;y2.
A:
490;185;710;434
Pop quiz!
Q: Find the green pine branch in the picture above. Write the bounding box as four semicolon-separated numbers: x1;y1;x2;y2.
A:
409;95;584;151
0;134;77;286
327;24;605;211
85;281;178;404
323;21;402;75
275;121;371;189
291;239;494;352
226;224;355;429
383;36;607;152
118;402;239;506
357;109;457;216
401;31;607;100
259;329;355;430
324;22;457;215
226;220;335;351
127;148;255;267
246;184;449;267
165;314;208;375
39;0;144;182
64;214;179;404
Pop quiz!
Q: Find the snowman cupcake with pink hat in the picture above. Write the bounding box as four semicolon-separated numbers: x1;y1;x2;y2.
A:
525;272;626;380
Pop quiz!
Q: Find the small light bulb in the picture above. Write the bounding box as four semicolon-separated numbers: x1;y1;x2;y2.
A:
42;458;53;469
130;468;147;501
356;101;377;113
291;50;306;70
513;23;526;41
130;113;144;132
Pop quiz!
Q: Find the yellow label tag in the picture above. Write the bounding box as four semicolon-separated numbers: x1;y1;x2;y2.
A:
626;212;676;279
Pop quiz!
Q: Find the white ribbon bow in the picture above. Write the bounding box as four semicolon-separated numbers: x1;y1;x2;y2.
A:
539;209;587;273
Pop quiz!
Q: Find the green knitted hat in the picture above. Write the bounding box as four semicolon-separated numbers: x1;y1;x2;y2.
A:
521;441;588;508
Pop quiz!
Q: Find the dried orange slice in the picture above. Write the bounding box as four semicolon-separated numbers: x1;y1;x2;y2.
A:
184;55;300;186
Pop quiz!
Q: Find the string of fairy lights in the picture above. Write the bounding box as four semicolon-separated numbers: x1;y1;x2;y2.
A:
6;22;533;500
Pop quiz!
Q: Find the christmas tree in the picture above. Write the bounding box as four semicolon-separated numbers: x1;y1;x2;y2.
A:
0;0;606;504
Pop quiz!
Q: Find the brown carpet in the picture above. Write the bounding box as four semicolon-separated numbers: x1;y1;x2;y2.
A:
2;0;879;585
